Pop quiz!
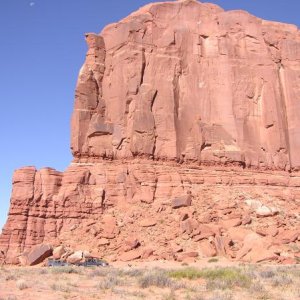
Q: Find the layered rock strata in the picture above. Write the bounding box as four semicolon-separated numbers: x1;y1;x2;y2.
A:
1;0;300;264
1;161;300;264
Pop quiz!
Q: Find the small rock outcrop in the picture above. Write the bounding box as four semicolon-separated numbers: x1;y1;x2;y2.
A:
1;0;300;265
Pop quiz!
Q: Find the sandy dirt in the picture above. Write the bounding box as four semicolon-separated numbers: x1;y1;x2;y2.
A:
0;259;299;300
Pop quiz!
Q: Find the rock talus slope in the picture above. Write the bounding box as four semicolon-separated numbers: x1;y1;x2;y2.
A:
1;0;300;264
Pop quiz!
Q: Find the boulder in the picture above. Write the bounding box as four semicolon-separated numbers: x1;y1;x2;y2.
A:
274;230;299;244
20;244;53;266
140;219;157;227
172;245;183;253
98;238;110;246
242;215;252;225
199;240;217;257
243;247;278;263
119;249;141;262
245;199;262;209
181;218;198;235
124;237;140;251
180;213;189;221
280;257;297;265
256;206;279;217
256;226;279;237
141;248;154;259
53;245;66;260
172;195;192;209
236;233;272;261
66;251;84;264
83;250;92;258
180;251;199;259
220;218;242;229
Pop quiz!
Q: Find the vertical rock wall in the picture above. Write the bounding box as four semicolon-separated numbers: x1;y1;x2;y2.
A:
71;0;300;170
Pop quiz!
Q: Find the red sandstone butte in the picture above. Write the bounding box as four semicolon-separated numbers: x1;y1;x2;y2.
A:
1;0;300;265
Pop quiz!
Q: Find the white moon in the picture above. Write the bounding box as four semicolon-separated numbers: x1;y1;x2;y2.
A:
29;2;35;6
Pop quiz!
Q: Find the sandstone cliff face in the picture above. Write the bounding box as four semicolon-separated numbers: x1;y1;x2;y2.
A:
71;0;300;170
1;0;300;264
1;161;300;264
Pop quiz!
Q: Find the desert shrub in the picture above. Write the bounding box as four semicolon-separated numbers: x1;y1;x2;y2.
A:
123;268;144;278
172;280;186;290
16;279;29;290
87;268;107;278
259;270;275;279
5;274;16;281
68;281;78;288
208;258;219;263
50;266;81;274
249;281;266;293
271;273;293;287
187;295;205;300
244;269;257;280
50;283;71;293
118;290;146;299
285;266;300;278
138;270;173;288
255;293;271;300
6;296;18;300
163;289;176;300
38;268;48;275
97;273;124;290
168;267;251;290
207;291;233;300
168;267;205;280
111;287;128;295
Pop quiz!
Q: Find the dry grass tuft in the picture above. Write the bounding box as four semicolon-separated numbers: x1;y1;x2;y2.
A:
16;279;29;290
50;282;71;293
50;266;81;274
138;270;173;289
97;273;124;290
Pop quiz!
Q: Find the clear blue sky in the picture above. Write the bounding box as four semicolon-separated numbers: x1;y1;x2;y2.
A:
0;0;299;231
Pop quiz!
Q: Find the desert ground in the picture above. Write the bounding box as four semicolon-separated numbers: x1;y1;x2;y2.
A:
0;259;299;300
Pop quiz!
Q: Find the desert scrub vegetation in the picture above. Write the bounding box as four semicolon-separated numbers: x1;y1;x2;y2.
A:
0;265;299;300
208;258;219;263
0;297;18;300
138;269;174;288
5;274;16;281
168;267;251;289
50;282;72;293
50;266;81;274
16;279;29;290
96;271;125;290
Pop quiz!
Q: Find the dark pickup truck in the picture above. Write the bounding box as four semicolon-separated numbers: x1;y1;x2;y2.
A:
76;257;109;267
47;257;108;267
47;259;69;267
